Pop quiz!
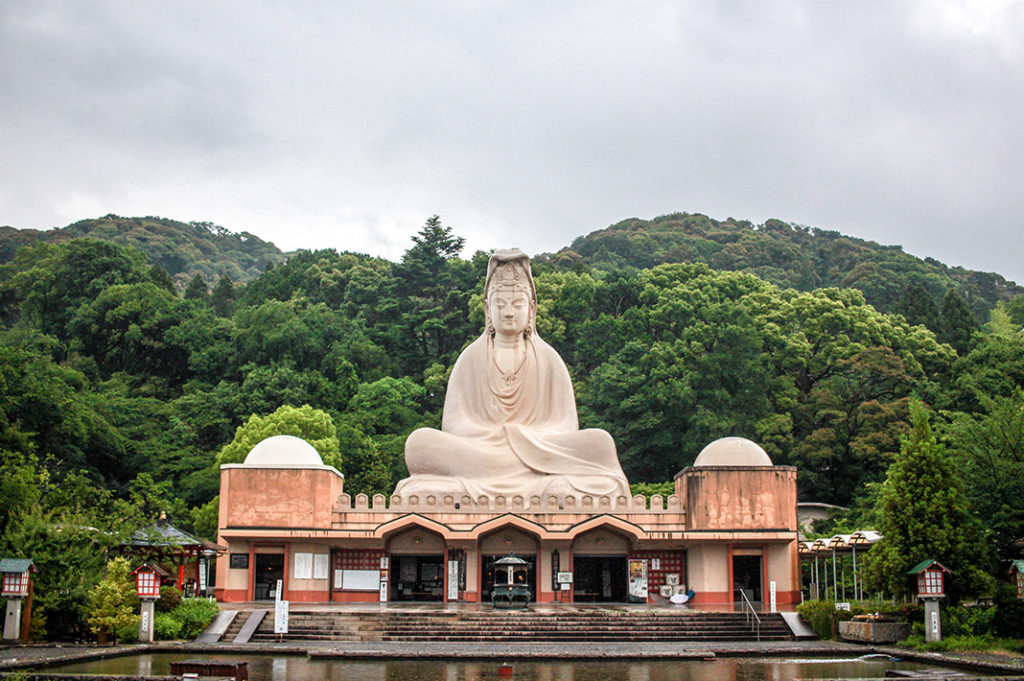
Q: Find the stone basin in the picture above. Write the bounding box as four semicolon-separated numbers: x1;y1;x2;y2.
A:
838;619;911;643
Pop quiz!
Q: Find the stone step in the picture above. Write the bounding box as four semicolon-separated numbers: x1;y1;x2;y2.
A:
247;610;794;643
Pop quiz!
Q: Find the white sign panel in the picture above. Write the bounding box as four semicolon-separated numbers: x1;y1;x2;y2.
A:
340;569;381;590
313;554;329;580
379;578;389;602
274;600;289;634
140;609;150;634
770;580;777;613
275;579;283;602
448;560;459;600
293;552;313;580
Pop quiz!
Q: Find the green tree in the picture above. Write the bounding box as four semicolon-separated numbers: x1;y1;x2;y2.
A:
943;389;1024;562
210;275;236;317
184;274;209;302
938;289;979;356
894;283;941;332
7;239;152;340
861;402;991;600
69;282;192;384
215;404;342;470
340;376;429;485
86;557;138;643
951;309;1024;410
0;451;133;640
385;216;476;375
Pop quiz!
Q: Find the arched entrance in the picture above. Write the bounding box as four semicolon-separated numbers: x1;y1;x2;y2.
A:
387;529;446;602
571;528;631;602
479;527;539;602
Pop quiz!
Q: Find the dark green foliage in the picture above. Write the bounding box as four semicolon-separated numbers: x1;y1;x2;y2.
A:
168;597;220;639
861;402;993;601
992;584;1024;638
209;276;236;317
796;599;841;639
184;274;209;302
0;216;285;288
894;283;940;331
942;389;1024;563
939;289;980;355
6;239;153;338
542;213;1021;318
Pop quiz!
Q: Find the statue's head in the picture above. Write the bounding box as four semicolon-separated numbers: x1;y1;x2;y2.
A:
485;249;537;339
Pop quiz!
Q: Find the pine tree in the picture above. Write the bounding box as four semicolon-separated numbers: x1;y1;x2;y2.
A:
184;274;209;302
939;289;979;355
861;401;992;600
894;283;939;332
210;275;236;317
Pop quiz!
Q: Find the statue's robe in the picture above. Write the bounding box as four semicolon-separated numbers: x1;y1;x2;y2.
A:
394;334;630;499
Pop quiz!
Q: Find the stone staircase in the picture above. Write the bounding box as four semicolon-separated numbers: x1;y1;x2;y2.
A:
246;609;794;643
220;609;256;642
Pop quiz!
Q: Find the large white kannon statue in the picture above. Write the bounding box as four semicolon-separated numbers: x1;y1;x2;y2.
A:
394;249;631;500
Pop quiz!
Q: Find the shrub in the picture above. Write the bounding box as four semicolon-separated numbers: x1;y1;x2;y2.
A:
943;605;995;637
114;619;139;643
993;584;1024;638
173;598;220;639
797;599;837;638
155;585;182;614
797;599;904;639
154;613;183;640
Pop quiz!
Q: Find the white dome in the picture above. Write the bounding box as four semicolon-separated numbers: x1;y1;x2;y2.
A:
693;437;772;467
243;435;323;466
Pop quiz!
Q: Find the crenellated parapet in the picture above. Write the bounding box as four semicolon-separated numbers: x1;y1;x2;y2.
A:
336;492;682;513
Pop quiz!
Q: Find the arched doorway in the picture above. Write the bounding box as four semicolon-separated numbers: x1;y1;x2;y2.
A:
388;529;446;602
479;527;539;602
571;528;630;602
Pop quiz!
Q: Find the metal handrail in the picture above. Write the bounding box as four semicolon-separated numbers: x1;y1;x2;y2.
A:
738;588;761;641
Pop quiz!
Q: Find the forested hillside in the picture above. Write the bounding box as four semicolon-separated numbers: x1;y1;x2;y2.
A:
0;215;285;287
2;214;1022;637
542;213;1022;320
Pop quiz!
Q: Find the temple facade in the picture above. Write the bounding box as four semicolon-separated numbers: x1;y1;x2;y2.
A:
214;435;801;607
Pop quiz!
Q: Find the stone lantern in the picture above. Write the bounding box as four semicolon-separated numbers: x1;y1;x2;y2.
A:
130;563;163;643
1;558;35;642
908;558;951;642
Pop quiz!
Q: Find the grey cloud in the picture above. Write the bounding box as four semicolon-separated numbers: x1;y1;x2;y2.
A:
1;1;1022;283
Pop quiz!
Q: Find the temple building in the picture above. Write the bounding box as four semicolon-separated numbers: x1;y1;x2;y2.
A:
214;434;800;607
214;250;801;607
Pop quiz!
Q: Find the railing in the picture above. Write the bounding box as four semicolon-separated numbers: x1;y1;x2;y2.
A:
738;588;761;641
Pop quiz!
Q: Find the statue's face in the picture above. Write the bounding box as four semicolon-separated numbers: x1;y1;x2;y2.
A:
489;287;530;337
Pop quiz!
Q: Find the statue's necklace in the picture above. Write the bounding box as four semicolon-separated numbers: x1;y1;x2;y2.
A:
492;344;527;387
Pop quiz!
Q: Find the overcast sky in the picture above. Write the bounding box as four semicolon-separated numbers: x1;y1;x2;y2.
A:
2;1;1022;284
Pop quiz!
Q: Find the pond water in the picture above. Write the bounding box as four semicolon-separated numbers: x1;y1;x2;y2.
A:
40;652;986;681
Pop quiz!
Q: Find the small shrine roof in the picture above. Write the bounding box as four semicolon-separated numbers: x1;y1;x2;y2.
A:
908;558;952;575
128;522;224;553
0;558;35;573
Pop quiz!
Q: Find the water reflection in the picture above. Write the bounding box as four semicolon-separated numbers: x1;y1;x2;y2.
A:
40;652;975;681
